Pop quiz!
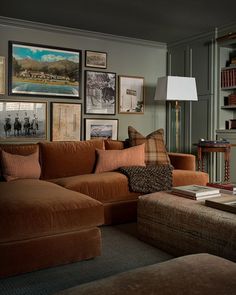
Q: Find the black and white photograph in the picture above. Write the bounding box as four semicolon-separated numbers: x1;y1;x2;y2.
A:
85;118;118;140
119;75;144;114
85;50;107;68
85;70;116;114
0;101;47;141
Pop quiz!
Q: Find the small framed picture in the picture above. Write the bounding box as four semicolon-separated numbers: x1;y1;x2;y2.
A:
85;118;118;140
9;41;81;98
0;100;47;142
51;102;82;141
0;56;5;94
85;50;107;69
85;70;116;115
119;75;144;114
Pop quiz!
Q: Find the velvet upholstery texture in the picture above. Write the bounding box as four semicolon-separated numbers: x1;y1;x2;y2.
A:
0;179;104;243
39;140;104;179
52;172;140;203
1;150;41;181
168;152;196;170
94;144;146;173
0;143;38;178
173;169;209;186
55;254;236;295
104;139;125;150
0;228;101;278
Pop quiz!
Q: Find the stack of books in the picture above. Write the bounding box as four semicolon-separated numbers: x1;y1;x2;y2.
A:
207;182;236;195
171;185;221;200
221;66;236;88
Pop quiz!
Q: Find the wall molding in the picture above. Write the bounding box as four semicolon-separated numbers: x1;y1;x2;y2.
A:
0;16;167;49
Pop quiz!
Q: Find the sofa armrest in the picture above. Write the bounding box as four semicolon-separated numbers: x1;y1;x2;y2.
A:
168;152;196;171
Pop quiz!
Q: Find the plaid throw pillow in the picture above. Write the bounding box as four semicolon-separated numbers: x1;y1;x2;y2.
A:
128;126;170;166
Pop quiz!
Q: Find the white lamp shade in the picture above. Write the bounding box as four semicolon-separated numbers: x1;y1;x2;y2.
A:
154;76;198;101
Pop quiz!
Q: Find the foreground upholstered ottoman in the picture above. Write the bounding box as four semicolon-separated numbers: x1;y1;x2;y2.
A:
138;191;236;261
55;253;236;295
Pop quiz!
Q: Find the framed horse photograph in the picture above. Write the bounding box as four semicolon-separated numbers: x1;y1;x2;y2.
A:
85;70;116;115
0;100;47;142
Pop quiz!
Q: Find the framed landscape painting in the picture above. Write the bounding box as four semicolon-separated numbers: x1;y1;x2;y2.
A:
85;70;116;115
51;102;81;141
85;118;118;140
9;41;81;98
85;50;107;69
0;100;47;142
119;75;144;114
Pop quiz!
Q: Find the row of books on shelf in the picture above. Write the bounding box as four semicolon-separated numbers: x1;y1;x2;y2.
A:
171;183;236;201
221;67;236;88
224;94;236;105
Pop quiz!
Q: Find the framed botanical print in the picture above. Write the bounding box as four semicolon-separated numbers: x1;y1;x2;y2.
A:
85;50;107;69
85;70;116;115
51;102;81;141
9;41;81;98
0;57;5;94
0;100;47;142
118;75;144;114
85;118;118;140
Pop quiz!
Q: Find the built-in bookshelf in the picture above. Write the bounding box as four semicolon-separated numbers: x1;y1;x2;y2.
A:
218;41;236;132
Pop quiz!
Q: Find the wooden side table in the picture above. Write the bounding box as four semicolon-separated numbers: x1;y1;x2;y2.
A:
197;143;231;182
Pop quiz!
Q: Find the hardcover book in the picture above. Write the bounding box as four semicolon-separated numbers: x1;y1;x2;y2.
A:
207;182;236;191
205;196;236;214
172;185;220;198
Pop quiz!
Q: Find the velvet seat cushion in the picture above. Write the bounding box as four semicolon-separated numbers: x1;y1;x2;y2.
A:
52;172;140;203
0;179;104;243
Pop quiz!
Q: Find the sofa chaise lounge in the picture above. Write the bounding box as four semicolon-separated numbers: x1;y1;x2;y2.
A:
0;139;208;277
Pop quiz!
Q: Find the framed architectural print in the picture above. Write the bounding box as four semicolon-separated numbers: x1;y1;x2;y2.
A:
85;50;107;69
119;75;144;114
0;57;5;94
51;102;81;141
9;41;81;98
85;70;116;115
0;100;47;142
85;118;118;140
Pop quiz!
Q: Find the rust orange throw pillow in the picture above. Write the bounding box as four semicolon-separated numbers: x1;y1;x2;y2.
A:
95;144;146;173
128;126;170;166
1;150;41;181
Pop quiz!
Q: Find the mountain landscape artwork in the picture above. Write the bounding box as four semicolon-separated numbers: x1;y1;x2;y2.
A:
9;42;80;97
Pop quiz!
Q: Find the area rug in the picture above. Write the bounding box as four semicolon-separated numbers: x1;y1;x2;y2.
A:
0;223;172;295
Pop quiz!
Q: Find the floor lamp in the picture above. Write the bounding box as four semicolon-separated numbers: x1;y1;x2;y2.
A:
154;76;198;152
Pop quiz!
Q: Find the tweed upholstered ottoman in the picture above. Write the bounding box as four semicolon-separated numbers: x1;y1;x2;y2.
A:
137;191;236;261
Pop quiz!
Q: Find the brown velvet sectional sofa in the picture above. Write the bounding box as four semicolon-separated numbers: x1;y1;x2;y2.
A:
0;139;208;277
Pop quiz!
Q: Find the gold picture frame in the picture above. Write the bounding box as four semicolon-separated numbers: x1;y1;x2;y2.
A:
0;57;5;95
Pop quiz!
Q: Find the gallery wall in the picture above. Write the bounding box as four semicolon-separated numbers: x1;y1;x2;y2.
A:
0;17;167;142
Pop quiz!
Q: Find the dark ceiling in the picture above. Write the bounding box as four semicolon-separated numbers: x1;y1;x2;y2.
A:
1;0;236;43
